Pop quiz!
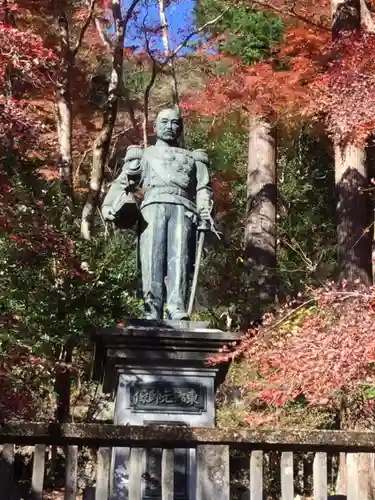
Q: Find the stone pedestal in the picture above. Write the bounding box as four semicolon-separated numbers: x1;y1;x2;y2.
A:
93;320;238;500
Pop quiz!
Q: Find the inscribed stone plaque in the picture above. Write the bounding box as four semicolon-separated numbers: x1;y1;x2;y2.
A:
128;382;206;414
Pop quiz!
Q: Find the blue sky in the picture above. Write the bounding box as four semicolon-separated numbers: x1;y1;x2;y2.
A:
120;0;201;56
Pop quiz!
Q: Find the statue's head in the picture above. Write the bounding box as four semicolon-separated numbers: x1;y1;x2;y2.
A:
155;107;182;145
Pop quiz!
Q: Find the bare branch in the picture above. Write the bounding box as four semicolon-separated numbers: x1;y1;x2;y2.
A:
118;79;140;137
251;0;331;31
264;298;316;334
94;16;113;49
139;11;160;146
93;0;141;136
124;0;142;27
74;147;92;184
81;0;130;240
158;0;179;106
108;126;133;177
120;0;143;137
93;0;141;50
111;127;134;143
72;0;97;57
167;7;231;61
142;26;158;147
284;240;315;271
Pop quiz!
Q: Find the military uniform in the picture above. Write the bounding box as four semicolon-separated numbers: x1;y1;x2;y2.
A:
103;140;212;320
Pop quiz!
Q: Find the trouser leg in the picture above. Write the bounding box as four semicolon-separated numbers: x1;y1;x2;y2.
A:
166;205;193;319
140;204;167;319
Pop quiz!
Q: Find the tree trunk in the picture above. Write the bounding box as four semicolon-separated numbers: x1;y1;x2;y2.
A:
366;138;375;282
331;0;360;38
244;116;277;321
55;2;96;194
54;350;72;423
331;0;373;285
56;13;74;192
335;142;372;284
56;78;73;189
81;98;118;239
81;0;125;240
332;1;374;495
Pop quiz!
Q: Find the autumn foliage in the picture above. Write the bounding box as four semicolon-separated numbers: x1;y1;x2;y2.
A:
0;21;55;143
0;6;76;263
1;0;375;432
183;25;375;143
183;28;326;117
210;283;375;424
314;32;375;143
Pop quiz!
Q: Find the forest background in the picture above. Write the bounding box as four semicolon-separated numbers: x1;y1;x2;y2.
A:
3;0;375;487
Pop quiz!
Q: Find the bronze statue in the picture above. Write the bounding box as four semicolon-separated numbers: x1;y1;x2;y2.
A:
102;108;213;320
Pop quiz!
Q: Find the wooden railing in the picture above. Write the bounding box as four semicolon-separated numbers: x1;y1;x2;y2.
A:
1;423;375;499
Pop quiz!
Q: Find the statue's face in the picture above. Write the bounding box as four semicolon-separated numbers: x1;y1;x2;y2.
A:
155;109;182;143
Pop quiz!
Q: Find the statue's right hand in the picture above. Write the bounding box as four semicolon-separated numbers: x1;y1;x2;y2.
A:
117;173;128;187
106;210;115;221
117;171;137;191
114;177;131;194
125;179;137;192
102;205;115;221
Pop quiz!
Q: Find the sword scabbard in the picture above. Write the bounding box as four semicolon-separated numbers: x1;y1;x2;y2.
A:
187;228;206;316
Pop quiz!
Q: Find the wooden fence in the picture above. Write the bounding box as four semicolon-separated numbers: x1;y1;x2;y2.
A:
1;423;374;499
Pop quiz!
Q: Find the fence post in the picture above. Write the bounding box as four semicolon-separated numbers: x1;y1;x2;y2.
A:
0;444;15;500
65;445;78;500
32;444;46;500
250;450;263;500
128;447;145;500
313;452;327;500
281;452;294;500
161;448;174;500
96;447;111;500
346;453;359;500
196;444;230;500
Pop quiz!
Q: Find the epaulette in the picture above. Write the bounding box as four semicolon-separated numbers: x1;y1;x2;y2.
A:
124;145;144;162
192;149;209;164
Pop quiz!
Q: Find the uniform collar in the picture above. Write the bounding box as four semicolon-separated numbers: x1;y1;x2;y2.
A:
154;140;189;156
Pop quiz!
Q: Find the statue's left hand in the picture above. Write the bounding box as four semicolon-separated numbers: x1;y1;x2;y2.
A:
199;203;221;239
199;206;211;222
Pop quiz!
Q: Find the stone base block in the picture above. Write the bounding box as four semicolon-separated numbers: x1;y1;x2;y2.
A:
92;320;239;500
92;320;239;395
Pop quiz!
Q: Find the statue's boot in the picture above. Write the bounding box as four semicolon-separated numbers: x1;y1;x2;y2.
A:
167;310;189;321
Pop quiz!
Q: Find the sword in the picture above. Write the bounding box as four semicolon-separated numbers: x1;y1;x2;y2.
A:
187;220;210;316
